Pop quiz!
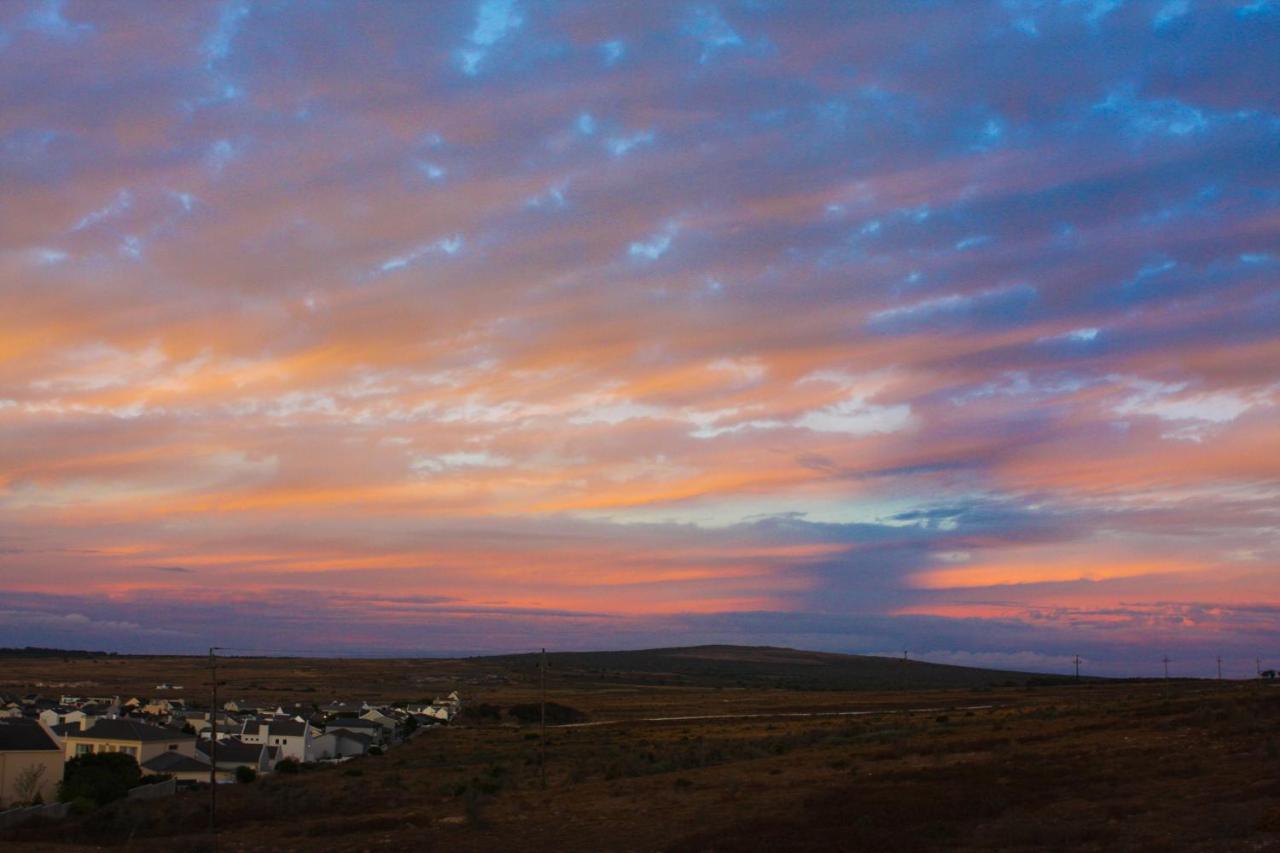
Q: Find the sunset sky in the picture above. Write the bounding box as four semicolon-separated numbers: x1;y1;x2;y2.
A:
1;0;1277;674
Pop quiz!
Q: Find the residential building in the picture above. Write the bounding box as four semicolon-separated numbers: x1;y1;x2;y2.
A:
140;751;212;783
61;718;196;766
239;718;317;762
0;720;64;807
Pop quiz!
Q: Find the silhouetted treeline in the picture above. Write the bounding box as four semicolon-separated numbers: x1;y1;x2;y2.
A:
0;646;116;658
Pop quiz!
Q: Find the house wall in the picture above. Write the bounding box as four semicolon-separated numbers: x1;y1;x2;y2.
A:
64;737;196;766
0;750;64;808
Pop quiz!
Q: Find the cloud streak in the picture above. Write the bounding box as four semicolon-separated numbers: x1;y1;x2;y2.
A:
0;1;1276;673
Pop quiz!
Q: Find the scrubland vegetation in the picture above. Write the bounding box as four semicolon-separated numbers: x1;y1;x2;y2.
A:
5;650;1280;850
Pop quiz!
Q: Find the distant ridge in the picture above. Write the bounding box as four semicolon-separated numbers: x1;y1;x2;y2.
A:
476;644;1080;691
0;646;117;658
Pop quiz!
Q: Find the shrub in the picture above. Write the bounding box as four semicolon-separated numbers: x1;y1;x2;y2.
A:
235;765;257;784
67;796;97;815
59;752;142;806
508;702;587;725
276;758;300;774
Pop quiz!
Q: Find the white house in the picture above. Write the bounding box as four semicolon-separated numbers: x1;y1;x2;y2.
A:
359;709;400;738
239;718;316;763
313;729;373;760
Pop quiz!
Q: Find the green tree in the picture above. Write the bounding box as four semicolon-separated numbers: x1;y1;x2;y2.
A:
59;753;142;806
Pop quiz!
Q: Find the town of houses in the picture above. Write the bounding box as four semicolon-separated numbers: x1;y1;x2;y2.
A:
0;688;462;808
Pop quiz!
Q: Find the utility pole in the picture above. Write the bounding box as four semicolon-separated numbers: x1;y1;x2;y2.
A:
1258;657;1262;677
1073;655;1081;681
539;648;547;790
208;646;220;845
1162;655;1170;679
1217;655;1223;681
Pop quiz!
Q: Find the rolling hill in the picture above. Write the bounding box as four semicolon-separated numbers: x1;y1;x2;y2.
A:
475;644;1077;691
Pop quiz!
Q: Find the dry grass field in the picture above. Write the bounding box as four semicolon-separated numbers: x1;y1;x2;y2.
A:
4;649;1280;851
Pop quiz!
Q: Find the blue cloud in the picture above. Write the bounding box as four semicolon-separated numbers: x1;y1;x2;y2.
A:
203;0;250;66
682;5;743;63
25;0;93;40
628;223;678;261
606;130;654;157
600;39;625;66
458;0;524;76
71;190;132;232
1094;86;1209;138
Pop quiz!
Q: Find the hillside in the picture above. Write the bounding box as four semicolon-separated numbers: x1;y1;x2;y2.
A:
475;644;1074;691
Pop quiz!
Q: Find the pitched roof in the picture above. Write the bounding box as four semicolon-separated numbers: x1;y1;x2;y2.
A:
330;729;373;746
327;718;380;730
0;720;60;751
268;719;307;737
197;738;264;765
70;719;194;743
142;751;210;773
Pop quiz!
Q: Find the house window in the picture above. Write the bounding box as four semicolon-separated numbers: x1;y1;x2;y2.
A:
75;743;93;756
169;744;179;751
120;746;138;757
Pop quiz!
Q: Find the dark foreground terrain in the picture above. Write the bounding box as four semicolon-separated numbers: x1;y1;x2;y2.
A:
4;647;1280;851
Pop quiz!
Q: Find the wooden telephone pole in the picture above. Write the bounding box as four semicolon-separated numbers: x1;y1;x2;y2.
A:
539;648;547;790
1217;656;1223;681
1073;655;1081;681
208;647;220;844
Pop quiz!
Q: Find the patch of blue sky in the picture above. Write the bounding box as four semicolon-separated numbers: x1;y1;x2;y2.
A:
1003;1;1042;36
955;235;992;251
971;116;1006;151
169;191;197;213
202;0;249;66
1240;253;1273;264
31;248;68;265
812;100;849;132
628;223;678;262
416;161;447;182
1236;0;1273;16
1142;183;1220;225
119;236;144;260
1153;0;1190;28
526;182;568;210
1094;86;1210;139
1035;327;1101;344
206;139;236;174
869;283;1037;333
606;130;654;157
1063;0;1124;25
25;0;93;40
1121;258;1177;292
682;5;743;64
1;128;57;160
575;112;596;136
377;235;465;275
72;190;131;232
458;0;523;76
600;39;624;66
